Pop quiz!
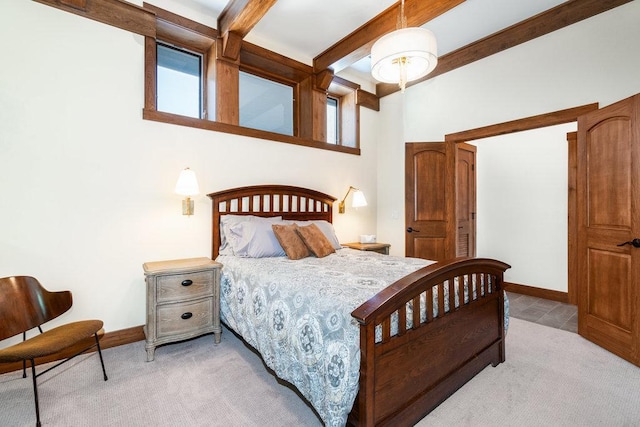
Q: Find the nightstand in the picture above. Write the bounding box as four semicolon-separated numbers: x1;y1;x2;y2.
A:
142;257;222;361
342;242;391;255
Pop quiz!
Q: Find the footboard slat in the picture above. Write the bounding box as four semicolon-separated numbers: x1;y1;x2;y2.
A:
382;318;391;342
483;272;489;296
437;283;445;318
351;257;510;427
412;295;421;328
398;306;407;336
448;279;456;311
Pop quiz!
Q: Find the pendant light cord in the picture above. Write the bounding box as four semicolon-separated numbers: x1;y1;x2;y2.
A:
398;0;407;30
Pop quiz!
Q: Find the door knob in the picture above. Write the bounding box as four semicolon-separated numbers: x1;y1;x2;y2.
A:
407;227;421;233
617;238;640;248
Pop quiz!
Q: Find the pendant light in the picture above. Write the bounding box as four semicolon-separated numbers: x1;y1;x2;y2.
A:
370;0;438;92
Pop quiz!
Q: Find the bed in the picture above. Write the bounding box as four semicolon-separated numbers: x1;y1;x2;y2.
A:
208;185;510;427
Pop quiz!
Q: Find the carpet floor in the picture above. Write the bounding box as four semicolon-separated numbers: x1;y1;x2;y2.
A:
1;318;638;426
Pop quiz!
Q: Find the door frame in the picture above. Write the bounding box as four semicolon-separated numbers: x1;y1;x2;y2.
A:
442;103;599;304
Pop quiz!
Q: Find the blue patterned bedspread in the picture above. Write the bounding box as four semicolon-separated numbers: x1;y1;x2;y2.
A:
218;249;509;426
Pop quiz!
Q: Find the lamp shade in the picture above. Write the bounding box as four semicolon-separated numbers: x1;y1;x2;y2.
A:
175;168;200;196
371;27;438;88
351;190;367;208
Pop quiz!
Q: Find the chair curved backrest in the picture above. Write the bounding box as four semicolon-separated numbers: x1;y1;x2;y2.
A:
0;276;72;341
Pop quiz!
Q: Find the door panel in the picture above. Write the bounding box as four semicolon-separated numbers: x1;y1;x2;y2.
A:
456;144;476;257
577;93;639;366
587;119;632;228
587;249;632;330
405;142;455;261
414;150;447;222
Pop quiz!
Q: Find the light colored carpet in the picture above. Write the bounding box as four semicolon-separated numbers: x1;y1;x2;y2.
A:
1;318;638;426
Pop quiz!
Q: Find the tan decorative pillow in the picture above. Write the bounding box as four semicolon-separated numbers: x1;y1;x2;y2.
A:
296;223;336;258
272;224;310;260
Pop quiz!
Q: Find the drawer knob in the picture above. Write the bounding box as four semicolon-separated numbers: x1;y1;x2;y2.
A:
181;312;193;320
181;279;193;287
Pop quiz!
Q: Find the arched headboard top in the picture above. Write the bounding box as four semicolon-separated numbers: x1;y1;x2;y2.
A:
207;185;336;259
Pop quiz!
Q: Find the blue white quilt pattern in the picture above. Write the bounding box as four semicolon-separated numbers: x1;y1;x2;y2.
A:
218;249;508;426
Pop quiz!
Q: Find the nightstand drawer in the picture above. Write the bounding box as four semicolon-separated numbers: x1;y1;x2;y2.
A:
156;298;213;337
157;270;214;303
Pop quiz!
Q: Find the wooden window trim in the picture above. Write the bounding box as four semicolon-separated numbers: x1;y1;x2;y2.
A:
34;0;156;37
328;79;360;149
142;109;359;155
34;0;368;155
141;5;362;154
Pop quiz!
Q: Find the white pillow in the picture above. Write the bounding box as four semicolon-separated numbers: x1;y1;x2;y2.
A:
219;215;282;256
229;220;286;258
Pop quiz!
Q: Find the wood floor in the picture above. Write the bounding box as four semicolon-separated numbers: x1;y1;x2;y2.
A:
507;292;578;333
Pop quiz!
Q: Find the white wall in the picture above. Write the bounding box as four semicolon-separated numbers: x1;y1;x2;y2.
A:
0;1;379;334
474;123;575;291
377;1;640;291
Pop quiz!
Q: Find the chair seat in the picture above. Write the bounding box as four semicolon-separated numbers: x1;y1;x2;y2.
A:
0;320;103;362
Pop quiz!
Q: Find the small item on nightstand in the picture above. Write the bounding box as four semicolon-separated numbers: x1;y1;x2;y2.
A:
360;234;377;243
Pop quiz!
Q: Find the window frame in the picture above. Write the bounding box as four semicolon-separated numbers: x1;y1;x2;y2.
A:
141;3;364;155
326;95;340;145
156;41;205;119
238;67;297;137
33;0;380;155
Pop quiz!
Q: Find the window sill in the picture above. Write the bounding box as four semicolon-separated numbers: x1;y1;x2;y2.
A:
142;109;361;155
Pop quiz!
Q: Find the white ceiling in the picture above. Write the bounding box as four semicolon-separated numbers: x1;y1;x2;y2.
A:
174;0;567;81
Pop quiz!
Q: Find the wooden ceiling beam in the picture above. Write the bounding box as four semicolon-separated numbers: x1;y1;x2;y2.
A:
217;0;277;38
217;0;277;59
376;0;633;97
313;0;465;74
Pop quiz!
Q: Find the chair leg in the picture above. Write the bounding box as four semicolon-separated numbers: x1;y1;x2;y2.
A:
22;332;27;378
94;334;108;381
29;359;41;427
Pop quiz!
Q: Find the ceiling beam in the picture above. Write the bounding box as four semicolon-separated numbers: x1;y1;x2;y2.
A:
217;0;277;59
313;0;465;74
217;0;277;38
376;0;633;97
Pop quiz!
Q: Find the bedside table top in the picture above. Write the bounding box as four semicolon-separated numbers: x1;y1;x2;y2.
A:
143;257;221;275
342;242;390;251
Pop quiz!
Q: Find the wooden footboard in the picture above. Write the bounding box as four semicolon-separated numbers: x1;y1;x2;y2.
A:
349;257;510;427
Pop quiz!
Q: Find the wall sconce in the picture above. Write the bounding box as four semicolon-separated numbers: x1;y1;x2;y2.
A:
338;186;367;214
175;168;200;216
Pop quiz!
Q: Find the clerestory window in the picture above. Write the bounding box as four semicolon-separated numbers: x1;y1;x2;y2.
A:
239;71;294;136
156;43;203;119
327;96;339;144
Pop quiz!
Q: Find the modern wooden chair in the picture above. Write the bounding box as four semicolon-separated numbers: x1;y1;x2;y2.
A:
0;276;108;427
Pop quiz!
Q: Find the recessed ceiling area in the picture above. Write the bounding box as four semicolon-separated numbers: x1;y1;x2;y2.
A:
182;0;566;83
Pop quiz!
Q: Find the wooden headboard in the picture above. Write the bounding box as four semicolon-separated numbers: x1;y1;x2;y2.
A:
207;185;336;259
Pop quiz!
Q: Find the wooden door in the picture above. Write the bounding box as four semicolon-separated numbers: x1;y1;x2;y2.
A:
577;94;640;366
456;143;476;257
405;142;456;261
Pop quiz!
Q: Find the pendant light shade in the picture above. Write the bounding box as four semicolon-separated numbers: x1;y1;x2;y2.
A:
370;27;438;92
